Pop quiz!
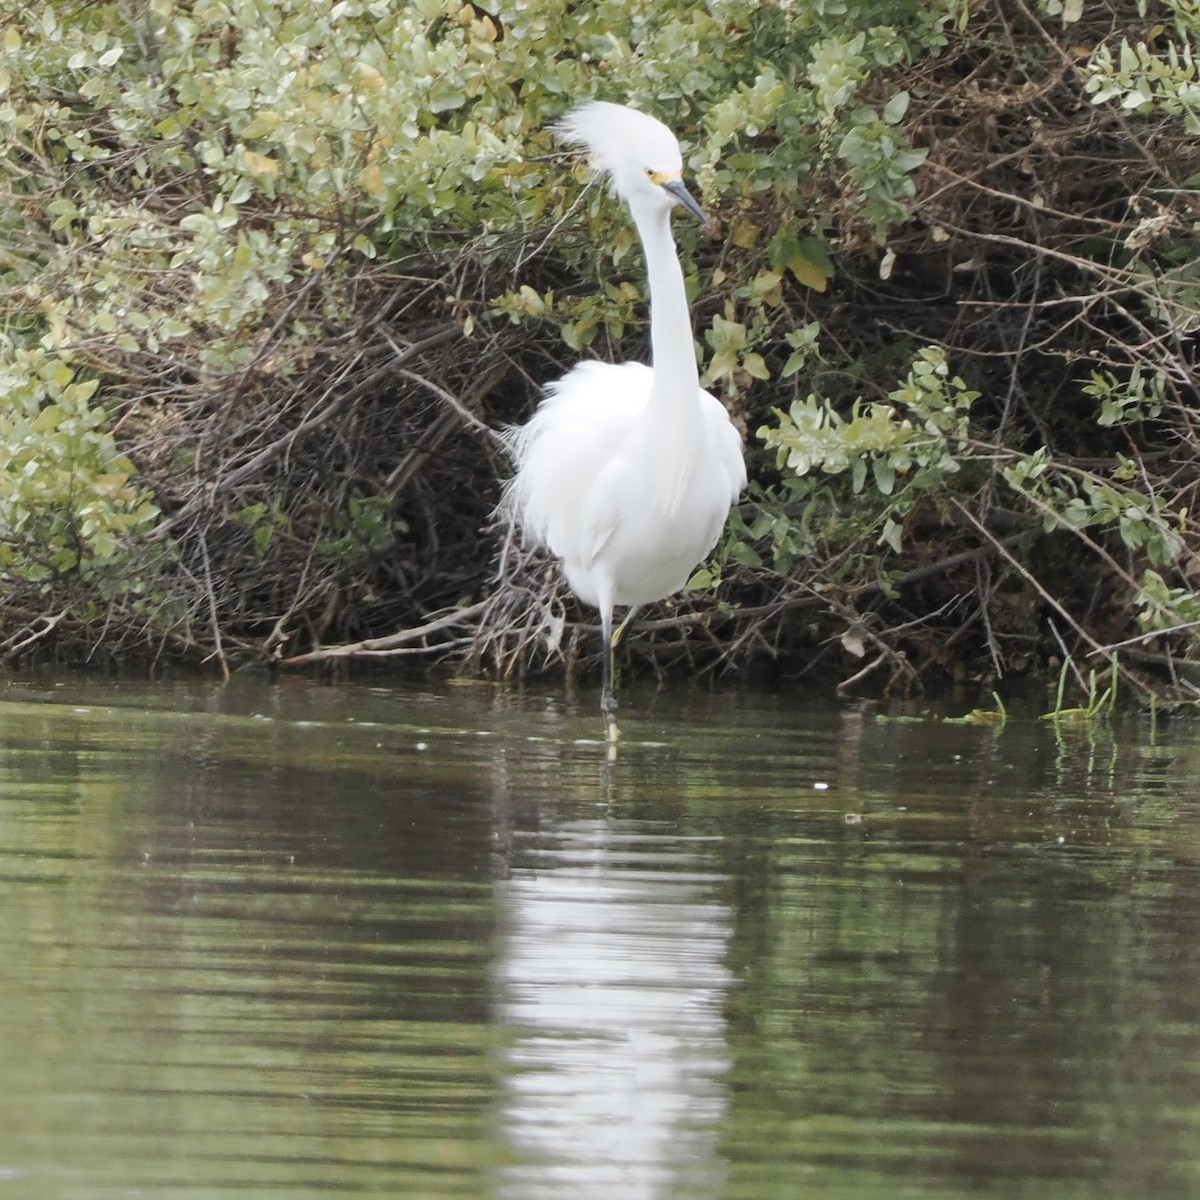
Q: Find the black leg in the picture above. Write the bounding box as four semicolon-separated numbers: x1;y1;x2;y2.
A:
612;604;642;649
600;605;618;740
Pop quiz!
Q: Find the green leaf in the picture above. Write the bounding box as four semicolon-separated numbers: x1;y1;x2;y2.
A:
873;457;896;495
743;352;771;381
882;91;910;124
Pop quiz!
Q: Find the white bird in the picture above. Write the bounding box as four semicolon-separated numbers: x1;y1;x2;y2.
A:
501;101;747;740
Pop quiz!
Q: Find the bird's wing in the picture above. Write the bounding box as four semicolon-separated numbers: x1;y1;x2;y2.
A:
503;360;652;565
699;387;748;502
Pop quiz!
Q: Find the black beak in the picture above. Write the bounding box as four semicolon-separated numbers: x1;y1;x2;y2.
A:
661;178;709;226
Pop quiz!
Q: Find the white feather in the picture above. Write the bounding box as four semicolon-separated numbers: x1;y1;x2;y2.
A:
499;102;746;730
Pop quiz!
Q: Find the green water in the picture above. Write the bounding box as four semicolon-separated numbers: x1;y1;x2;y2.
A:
0;673;1197;1199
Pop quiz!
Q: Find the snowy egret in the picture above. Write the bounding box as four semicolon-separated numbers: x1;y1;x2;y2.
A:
500;101;746;740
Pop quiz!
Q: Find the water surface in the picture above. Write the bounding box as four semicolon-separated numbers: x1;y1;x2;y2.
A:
0;673;1197;1199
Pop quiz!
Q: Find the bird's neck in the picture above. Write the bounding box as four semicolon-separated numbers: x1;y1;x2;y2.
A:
633;205;702;515
639;207;701;413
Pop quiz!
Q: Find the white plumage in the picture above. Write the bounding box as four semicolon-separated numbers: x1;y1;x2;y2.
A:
501;101;747;738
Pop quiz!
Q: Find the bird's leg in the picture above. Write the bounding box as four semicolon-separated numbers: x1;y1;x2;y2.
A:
612;605;642;650
601;606;642;742
600;605;643;742
600;606;619;742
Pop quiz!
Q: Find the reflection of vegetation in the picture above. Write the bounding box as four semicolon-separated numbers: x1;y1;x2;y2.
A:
692;705;1200;1199
0;695;500;1196
5;682;1200;1195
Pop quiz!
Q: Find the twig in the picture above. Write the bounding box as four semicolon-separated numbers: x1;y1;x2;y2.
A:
513;174;596;275
197;530;229;681
835;650;890;692
1090;618;1200;654
1;610;68;659
381;331;506;446
952;499;1153;697
278;600;490;667
953;499;1101;649
860;533;1025;593
151;326;461;538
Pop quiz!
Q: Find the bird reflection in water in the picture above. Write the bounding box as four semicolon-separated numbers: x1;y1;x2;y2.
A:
495;818;733;1199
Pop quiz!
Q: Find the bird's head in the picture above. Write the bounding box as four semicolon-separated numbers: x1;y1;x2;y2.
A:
554;100;708;226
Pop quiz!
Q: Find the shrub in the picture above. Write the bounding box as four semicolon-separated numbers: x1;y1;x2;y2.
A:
1;0;1196;701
